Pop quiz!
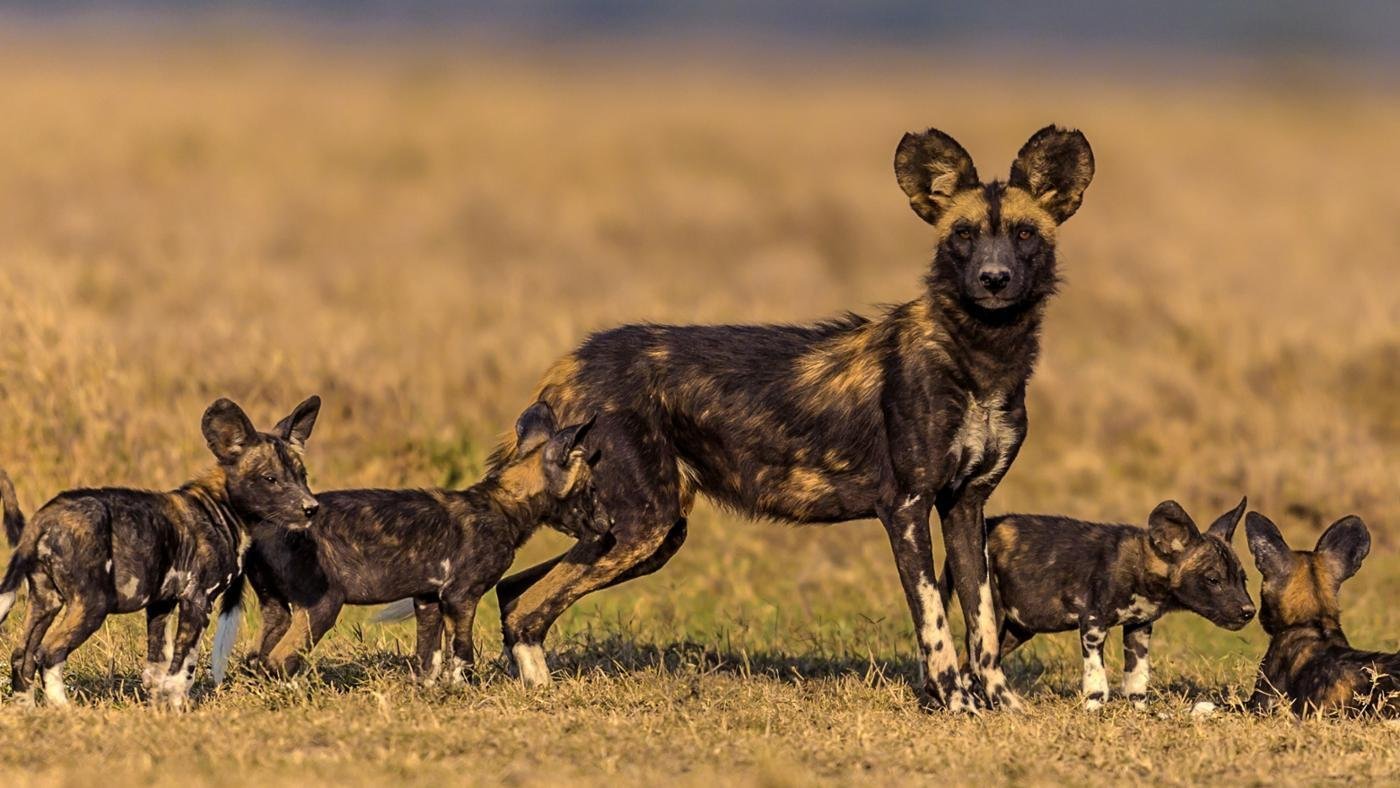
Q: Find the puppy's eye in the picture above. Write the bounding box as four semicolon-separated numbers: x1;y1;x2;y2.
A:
1206;574;1222;586
1017;227;1035;241
955;226;972;241
262;474;278;485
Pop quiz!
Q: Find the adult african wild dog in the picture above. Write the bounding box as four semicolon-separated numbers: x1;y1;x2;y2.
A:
215;402;607;683
1245;511;1399;717
0;396;321;709
490;126;1095;711
953;498;1254;710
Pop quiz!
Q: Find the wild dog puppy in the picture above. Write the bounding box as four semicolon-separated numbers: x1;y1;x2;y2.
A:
0;396;321;709
492;126;1095;712
1245;512;1398;717
220;402;607;684
950;498;1254;710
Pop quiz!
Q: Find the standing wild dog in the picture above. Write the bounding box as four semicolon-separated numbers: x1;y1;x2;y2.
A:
1245;511;1399;717
489;126;1095;712
950;498;1254;710
0;396;321;709
217;402;608;683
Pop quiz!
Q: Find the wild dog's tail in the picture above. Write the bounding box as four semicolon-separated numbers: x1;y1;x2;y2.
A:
211;573;245;684
0;539;35;627
371;598;416;623
0;469;25;547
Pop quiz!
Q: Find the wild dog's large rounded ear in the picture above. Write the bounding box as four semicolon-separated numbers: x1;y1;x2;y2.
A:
544;412;597;469
1206;496;1248;543
202;398;258;464
1008;125;1094;224
1147;500;1200;557
1314;515;1370;586
274;395;322;447
1245;512;1294;580
514;401;558;456
894;128;980;225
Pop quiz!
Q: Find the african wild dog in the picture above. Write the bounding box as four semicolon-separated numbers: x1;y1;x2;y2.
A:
213;402;607;684
488;126;1095;711
0;396;321;709
949;498;1254;710
1245;511;1399;717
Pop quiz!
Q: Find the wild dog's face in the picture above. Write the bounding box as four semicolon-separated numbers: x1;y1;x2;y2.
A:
1148;498;1255;630
202;395;321;529
895;126;1094;312
501;402;610;536
1246;512;1371;637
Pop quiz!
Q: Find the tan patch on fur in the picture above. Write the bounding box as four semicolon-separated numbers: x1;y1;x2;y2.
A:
1278;554;1339;627
931;189;990;239
998;187;1058;237
498;457;548;503
794;326;882;410
267;608;313;669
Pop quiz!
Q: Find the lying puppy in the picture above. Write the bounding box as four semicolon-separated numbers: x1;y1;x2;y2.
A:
946;498;1255;709
0;396;321;709
215;401;608;685
1245;511;1397;717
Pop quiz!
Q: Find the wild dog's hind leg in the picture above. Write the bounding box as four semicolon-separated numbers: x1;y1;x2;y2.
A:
502;421;684;688
155;596;210;711
142;600;177;691
1122;622;1152;709
413;597;446;684
878;493;978;714
36;594;110;708
941;494;1022;711
253;588;292;669
267;596;342;677
1079;617;1109;711
10;573;61;704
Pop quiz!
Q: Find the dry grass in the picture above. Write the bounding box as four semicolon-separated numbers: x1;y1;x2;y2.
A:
0;37;1397;786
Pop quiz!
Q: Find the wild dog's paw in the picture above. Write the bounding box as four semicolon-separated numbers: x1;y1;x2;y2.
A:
8;692;36;708
511;643;552;688
1128;693;1148;711
1083;693;1107;712
140;662;166;691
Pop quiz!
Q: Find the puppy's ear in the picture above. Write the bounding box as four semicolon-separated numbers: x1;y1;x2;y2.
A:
1008;125;1094;224
1314;515;1370;587
514;401;558;456
274;395;322;447
203;398;258;464
894;128;980;226
1245;512;1294;580
544;413;597;469
1206;496;1248;543
1148;500;1200;557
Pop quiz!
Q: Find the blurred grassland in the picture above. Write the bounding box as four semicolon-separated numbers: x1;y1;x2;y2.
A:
0;38;1397;785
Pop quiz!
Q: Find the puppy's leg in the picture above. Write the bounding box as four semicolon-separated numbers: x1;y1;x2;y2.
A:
142;600;177;692
442;590;483;685
254;589;292;670
1079;618;1110;711
9;574;61;704
36;595;109;708
1122;622;1153;709
156;597;210;711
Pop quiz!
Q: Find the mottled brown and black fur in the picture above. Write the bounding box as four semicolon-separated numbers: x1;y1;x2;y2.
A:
0;396;321;709
491;126;1095;711
954;499;1254;709
222;402;607;683
1245;511;1399;717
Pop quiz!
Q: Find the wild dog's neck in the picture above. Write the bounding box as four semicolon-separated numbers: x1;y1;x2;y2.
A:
1130;533;1176;607
1268;616;1348;649
919;288;1046;389
181;465;248;542
465;475;543;548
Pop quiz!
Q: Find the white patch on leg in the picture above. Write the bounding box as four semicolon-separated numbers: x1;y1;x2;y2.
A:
43;662;68;707
159;652;197;711
971;579;1021;711
1123;651;1150;706
512;643;551;688
421;649;444;686
1081;627;1109;711
117;575;140;603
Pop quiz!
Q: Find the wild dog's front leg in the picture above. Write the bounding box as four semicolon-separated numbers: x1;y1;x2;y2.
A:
877;494;976;713
1079;618;1109;711
413;597;446;685
941;495;1021;711
142;601;177;691
1122;622;1153;709
442;590;484;685
155;597;210;711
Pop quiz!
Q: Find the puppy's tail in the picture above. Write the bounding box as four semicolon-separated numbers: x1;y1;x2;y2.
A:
211;573;245;685
371;598;416;624
0;469;26;548
0;539;35;628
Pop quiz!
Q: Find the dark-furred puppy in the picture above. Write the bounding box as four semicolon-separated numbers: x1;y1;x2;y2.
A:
0;396;321;709
946;498;1254;710
1245;511;1398;717
217;402;607;684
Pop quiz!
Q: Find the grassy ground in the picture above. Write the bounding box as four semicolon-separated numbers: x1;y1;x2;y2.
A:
0;37;1397;785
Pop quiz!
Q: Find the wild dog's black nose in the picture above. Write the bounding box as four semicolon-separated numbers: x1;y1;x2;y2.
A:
303;502;320;519
978;269;1011;293
1241;604;1256;620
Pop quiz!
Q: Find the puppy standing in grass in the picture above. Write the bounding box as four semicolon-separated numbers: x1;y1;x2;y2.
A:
946;498;1255;710
215;401;607;685
0;396;322;709
1245;511;1399;717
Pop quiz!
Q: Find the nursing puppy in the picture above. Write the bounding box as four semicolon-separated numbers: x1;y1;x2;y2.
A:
947;498;1255;709
1245;511;1398;717
220;402;608;684
0;396;321;709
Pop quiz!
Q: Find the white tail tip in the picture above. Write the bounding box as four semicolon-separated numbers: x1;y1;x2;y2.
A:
370;598;416;623
211;603;242;685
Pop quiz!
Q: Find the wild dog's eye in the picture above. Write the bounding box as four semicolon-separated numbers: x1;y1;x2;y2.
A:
955;226;972;240
1017;227;1035;241
262;474;278;485
1206;574;1222;586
